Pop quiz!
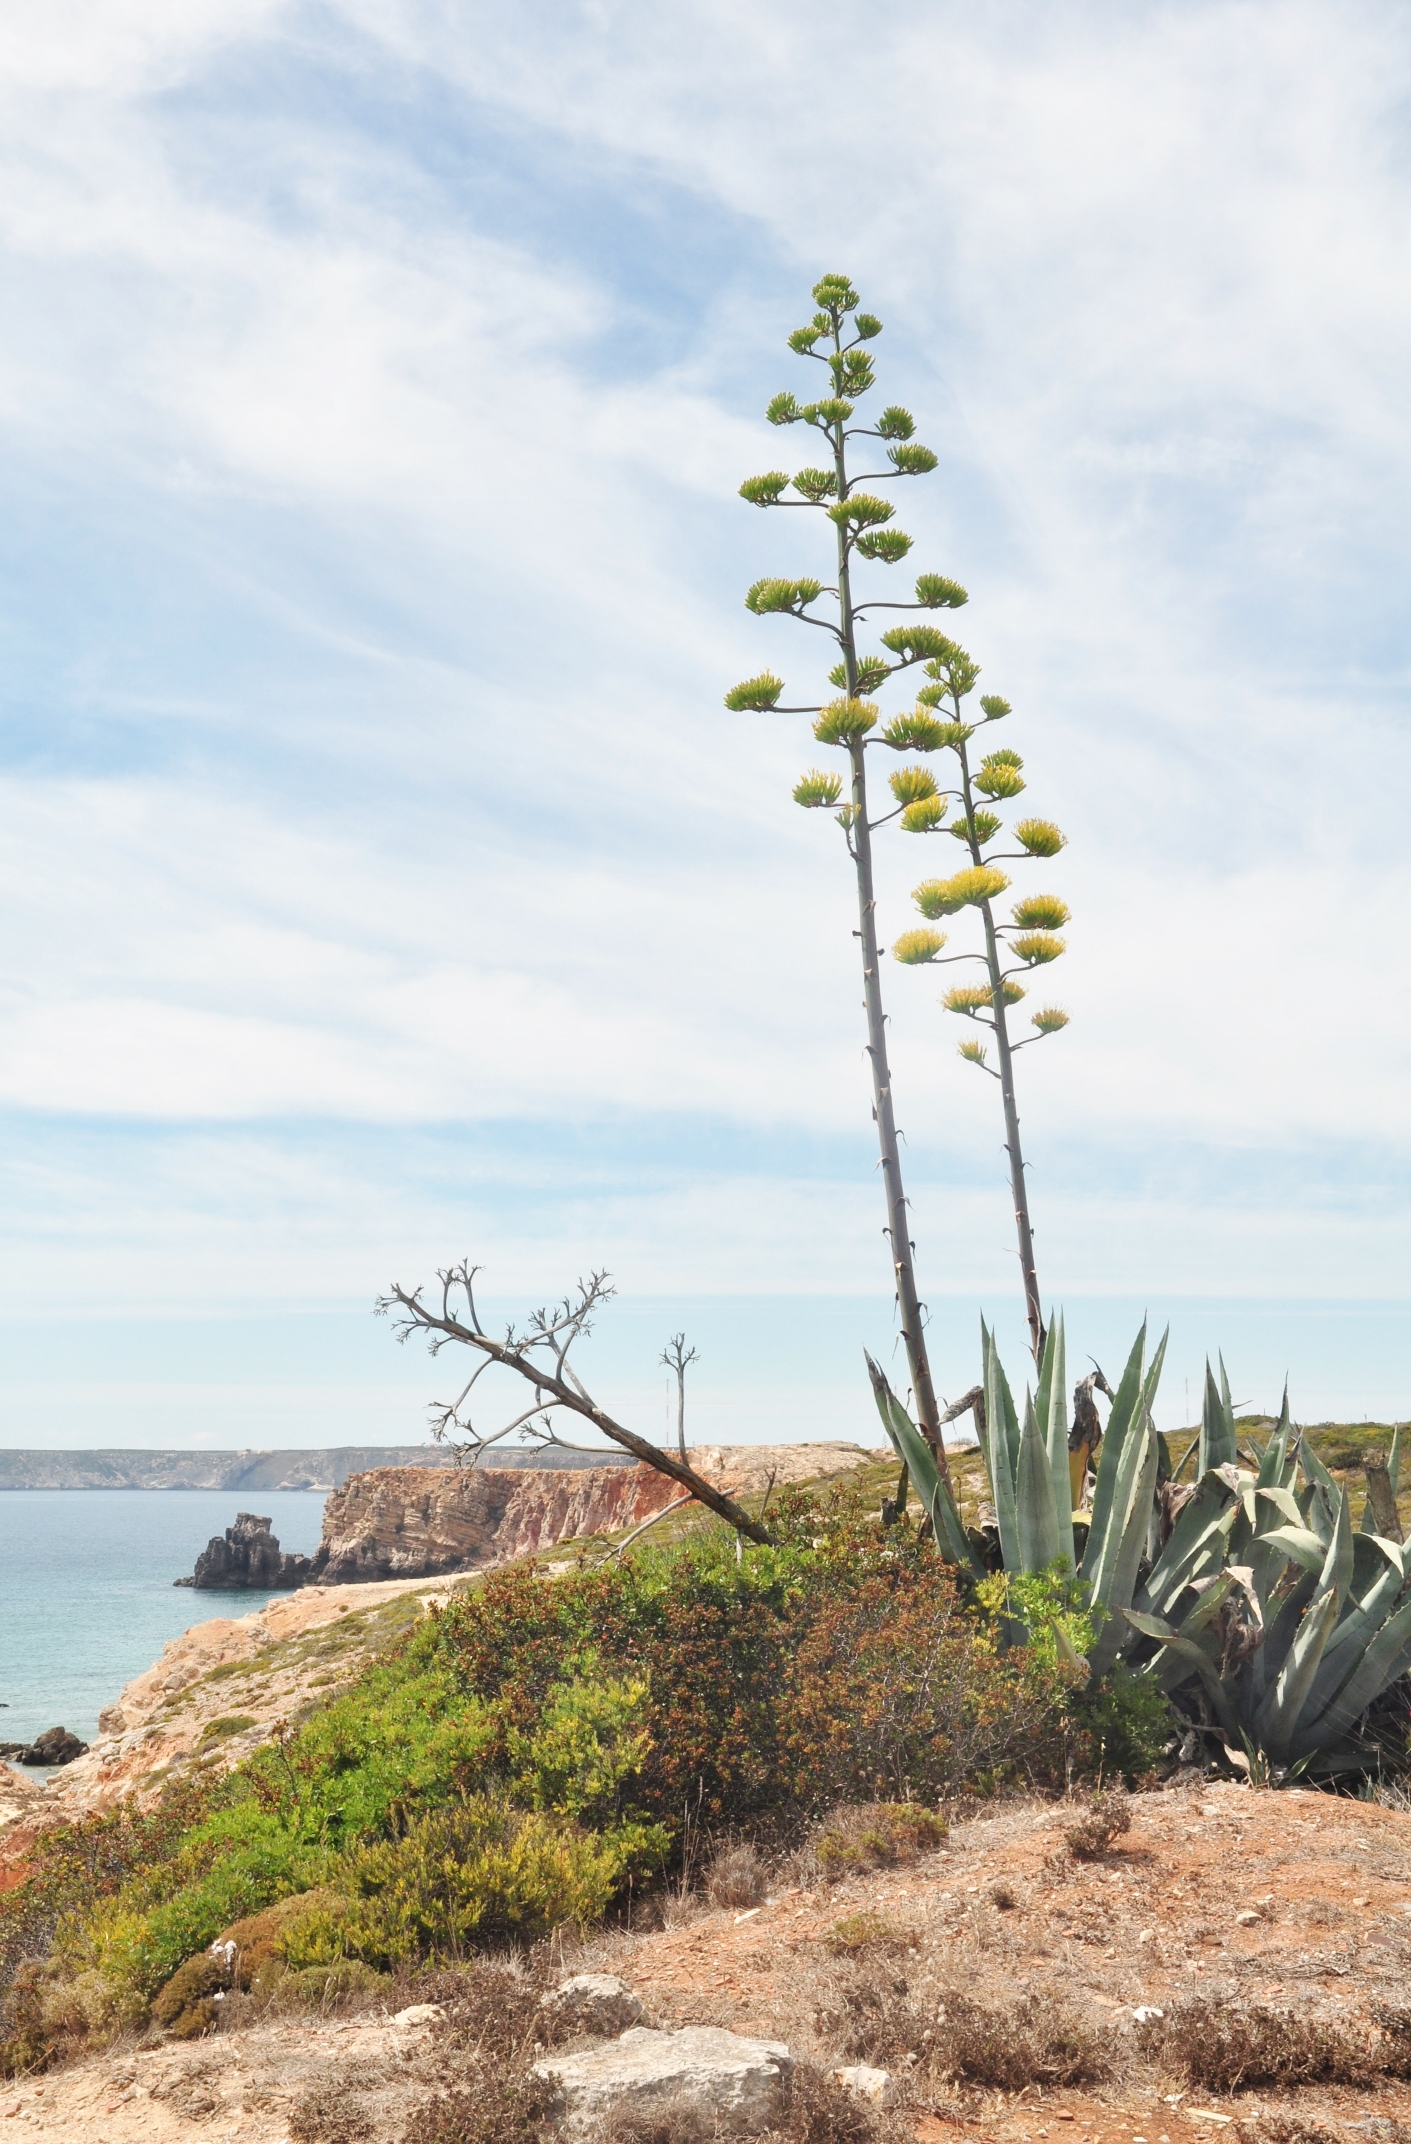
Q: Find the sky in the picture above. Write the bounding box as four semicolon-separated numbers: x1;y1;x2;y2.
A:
0;0;1408;1450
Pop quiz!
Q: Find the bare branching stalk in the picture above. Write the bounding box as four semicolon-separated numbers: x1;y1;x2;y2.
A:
890;644;1071;1363
727;273;979;1472
379;1265;772;1544
660;1332;698;1464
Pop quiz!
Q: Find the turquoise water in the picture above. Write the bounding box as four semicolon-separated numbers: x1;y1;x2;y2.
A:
0;1491;325;1750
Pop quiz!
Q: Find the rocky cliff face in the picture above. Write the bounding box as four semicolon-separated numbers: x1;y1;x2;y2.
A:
177;1512;314;1589
305;1465;681;1584
304;1442;874;1586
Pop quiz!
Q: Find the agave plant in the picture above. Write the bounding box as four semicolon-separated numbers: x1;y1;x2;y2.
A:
869;1315;1168;1674
873;1335;1411;1775
1125;1375;1411;1777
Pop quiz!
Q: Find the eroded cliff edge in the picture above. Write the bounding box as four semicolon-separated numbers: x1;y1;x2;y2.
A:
303;1442;870;1584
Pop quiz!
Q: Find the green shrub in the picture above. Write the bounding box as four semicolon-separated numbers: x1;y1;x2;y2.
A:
151;1951;226;2039
326;1797;667;1969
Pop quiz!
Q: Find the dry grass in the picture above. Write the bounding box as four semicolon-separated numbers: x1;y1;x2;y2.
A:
399;2068;558;2144
289;2058;396;2143
930;1987;1109;2088
1142;1999;1372;2092
811;1804;947;1885
823;1913;917;1959
706;1842;769;1910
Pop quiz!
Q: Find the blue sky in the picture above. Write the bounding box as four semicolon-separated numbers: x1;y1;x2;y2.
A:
1;0;1409;1448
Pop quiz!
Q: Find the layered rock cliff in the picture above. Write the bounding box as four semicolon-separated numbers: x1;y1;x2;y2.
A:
305;1442;873;1585
304;1465;678;1584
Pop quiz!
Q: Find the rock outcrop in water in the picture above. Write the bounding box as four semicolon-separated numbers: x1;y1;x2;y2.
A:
176;1512;313;1590
0;1726;89;1766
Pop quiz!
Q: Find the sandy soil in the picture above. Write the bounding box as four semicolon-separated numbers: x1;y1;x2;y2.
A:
12;1782;1411;2142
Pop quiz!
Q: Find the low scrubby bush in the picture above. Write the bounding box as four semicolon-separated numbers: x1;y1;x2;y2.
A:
1144;1999;1370;2091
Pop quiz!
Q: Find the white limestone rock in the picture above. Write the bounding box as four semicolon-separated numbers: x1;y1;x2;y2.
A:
835;2065;896;2107
535;2025;792;2136
541;1973;645;2038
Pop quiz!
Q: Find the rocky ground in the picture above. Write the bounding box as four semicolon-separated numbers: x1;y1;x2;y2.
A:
7;1782;1411;2142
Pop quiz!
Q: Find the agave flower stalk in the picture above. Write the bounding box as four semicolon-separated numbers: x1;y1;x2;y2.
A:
890;643;1070;1362
726;275;975;1466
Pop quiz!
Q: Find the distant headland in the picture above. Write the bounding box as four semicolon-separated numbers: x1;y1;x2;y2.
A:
0;1445;632;1491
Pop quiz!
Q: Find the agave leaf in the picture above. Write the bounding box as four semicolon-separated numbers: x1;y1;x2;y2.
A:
1088;1429;1160;1676
1303;1561;1406;1721
1252;1583;1340;1760
1256;1569;1319;1698
1016;1392;1062;1574
1199;1358;1238;1476
1391;1424;1402;1500
981;1320;1022;1570
1035;1316;1072;1568
1292;1597;1411;1755
1122;1610;1239;1736
1087;1394;1155;1603
1257;1486;1305;1528
866;1352;980;1572
1300;1431;1339;1496
1083;1323;1147;1578
1138;1471;1239;1616
1257;1524;1327;1574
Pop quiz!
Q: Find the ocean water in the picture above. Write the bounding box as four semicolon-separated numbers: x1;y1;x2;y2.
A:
0;1491;325;1751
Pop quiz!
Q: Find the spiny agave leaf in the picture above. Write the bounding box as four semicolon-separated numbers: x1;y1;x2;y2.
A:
1083;1322;1147;1577
1299;1432;1342;1506
1016;1393;1062;1575
1256;1524;1326;1573
1199;1359;1238;1476
1035;1314;1072;1568
981;1318;1022;1573
1122;1612;1239;1737
1324;1487;1354;1613
1256;1485;1304;1528
1137;1470;1239;1616
1299;1474;1336;1548
1252;1583;1340;1761
1255;1570;1319;1698
1089;1429;1160;1676
1292;1597;1411;1756
1390;1423;1402;1499
864;1351;979;1572
1303;1558;1404;1720
1087;1410;1157;1615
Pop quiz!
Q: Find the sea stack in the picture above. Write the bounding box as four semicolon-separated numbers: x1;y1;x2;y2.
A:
175;1512;313;1590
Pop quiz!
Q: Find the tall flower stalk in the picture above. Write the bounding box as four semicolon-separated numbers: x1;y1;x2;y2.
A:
726;274;971;1467
890;640;1070;1362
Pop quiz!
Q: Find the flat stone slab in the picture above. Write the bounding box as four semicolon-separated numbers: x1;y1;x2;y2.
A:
535;2025;792;2136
